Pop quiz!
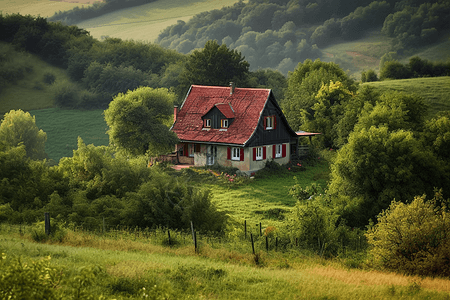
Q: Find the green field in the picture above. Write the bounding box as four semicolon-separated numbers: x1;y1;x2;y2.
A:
0;0;88;17
2;224;450;299
364;76;450;117
31;108;109;162
75;0;246;43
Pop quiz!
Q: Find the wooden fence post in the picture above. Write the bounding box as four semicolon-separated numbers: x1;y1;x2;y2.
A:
266;236;269;252
168;230;171;246
244;220;247;239
44;212;50;236
250;233;255;255
259;222;262;236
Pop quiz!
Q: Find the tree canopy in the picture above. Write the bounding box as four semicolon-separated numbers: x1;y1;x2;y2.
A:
178;40;250;97
104;87;178;156
0;110;47;160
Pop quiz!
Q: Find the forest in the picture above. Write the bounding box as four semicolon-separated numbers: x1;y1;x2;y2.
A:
1;3;450;297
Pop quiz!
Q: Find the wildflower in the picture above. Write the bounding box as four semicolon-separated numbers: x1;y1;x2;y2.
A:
288;167;291;171
230;178;234;182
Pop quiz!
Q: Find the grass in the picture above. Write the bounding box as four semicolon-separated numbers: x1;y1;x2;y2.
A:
0;42;71;114
31;108;109;162
2;224;450;299
363;76;450;117
75;0;247;43
0;0;92;18
322;31;394;78
206;160;330;228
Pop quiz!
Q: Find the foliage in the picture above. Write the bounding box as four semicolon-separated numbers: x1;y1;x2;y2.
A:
299;80;355;148
0;109;47;159
289;180;324;201
177;40;250;98
283;59;358;132
329;126;444;227
48;0;159;25
360;69;378;83
366;190;450;276
380;57;450;80
381;1;450;50
104;87;178;156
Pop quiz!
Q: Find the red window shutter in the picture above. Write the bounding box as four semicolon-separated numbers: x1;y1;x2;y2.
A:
282;144;286;157
253;148;256;161
227;147;231;160
240;148;244;161
195;144;200;152
263;146;266;159
263;116;267;129
272;145;276;158
184;144;189;156
274;116;277;129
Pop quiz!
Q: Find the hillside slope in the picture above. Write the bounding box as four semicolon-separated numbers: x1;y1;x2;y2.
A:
0;42;75;114
75;0;245;43
0;0;94;17
364;77;450;117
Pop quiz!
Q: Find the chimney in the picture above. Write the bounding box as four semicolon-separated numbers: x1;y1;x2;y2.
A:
230;82;235;95
173;105;178;123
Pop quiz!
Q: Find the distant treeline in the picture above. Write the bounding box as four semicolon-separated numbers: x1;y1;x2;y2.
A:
380;56;450;80
47;0;158;25
0;14;288;109
154;0;449;72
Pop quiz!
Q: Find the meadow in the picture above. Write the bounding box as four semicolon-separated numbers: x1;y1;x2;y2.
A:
31;108;109;162
0;0;92;17
74;0;245;43
364;76;450;117
2;221;450;299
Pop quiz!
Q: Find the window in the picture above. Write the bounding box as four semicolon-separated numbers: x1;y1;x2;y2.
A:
204;119;211;127
275;144;282;158
188;144;194;157
273;144;286;158
253;146;265;161
232;147;240;160
264;116;276;130
228;147;244;161
221;119;229;128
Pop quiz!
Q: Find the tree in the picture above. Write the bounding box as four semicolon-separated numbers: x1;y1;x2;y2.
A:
178;40;250;98
104;87;178;156
329;126;443;227
283;59;357;131
379;60;411;80
0;110;47;160
366;191;450;277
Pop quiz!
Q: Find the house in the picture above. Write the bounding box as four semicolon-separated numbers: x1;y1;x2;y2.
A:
170;83;300;175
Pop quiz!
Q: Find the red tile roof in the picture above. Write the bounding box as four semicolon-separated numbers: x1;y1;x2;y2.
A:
172;85;270;145
214;103;235;118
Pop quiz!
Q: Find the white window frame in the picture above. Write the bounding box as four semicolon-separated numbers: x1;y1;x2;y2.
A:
275;144;282;158
188;144;194;157
204;119;211;127
232;147;240;161
255;147;263;160
221;119;229;128
266;116;274;130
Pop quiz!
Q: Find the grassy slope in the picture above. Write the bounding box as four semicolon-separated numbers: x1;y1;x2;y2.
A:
0;43;72;114
31;108;109;162
0;0;90;17
363;77;450;117
75;0;247;43
207;161;330;228
2;226;450;299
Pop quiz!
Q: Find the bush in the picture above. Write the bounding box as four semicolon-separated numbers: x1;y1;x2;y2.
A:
43;72;56;85
366;190;450;276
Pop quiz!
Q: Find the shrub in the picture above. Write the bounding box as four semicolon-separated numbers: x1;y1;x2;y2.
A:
366;190;450;276
43;72;56;85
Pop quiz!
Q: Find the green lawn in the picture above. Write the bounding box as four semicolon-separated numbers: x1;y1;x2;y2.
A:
364;76;450;117
31;108;109;162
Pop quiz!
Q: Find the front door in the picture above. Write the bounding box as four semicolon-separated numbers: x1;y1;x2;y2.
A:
206;145;217;166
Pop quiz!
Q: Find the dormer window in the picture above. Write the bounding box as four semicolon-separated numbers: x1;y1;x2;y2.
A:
204;119;211;127
264;116;276;130
221;119;229;128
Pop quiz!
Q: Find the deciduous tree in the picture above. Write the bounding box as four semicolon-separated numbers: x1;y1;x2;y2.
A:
104;87;178;156
0;110;47;160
